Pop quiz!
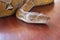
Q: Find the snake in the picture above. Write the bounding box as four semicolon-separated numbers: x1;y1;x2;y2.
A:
0;0;54;17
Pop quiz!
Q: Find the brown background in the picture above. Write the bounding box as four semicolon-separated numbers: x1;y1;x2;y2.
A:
0;0;60;40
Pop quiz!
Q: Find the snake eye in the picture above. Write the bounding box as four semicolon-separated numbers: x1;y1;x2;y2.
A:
28;14;38;21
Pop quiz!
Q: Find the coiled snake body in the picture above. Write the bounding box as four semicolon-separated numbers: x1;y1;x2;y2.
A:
0;0;54;23
0;0;53;17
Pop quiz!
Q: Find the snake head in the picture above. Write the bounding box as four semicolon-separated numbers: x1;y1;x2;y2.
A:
26;12;50;24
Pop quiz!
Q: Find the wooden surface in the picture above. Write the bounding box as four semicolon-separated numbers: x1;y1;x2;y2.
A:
0;0;60;40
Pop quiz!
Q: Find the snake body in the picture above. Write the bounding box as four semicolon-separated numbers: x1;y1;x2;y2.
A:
0;0;54;17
